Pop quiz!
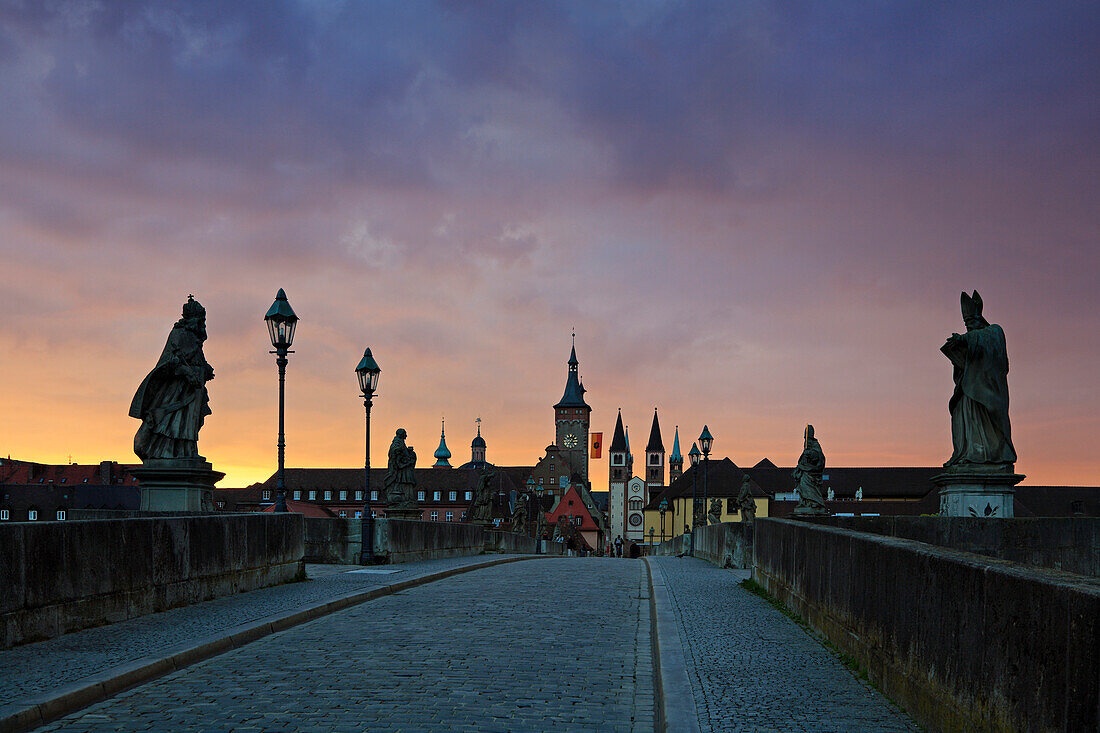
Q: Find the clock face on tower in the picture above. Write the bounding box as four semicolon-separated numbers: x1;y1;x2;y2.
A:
563;433;578;448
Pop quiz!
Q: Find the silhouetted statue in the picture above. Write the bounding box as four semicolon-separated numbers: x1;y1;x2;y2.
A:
510;492;530;534
708;498;722;525
792;425;828;516
941;291;1017;469
384;429;418;509
129;296;214;460
737;475;756;523
466;465;496;523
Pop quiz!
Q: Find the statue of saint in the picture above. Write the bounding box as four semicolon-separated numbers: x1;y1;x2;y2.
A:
510;492;531;534
708;498;722;525
793;424;828;515
737;475;756;523
465;465;496;523
384;429;418;508
941;291;1016;470
129;296;214;461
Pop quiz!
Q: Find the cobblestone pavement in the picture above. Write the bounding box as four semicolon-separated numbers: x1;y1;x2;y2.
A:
37;558;654;732
649;557;917;732
1;555;524;706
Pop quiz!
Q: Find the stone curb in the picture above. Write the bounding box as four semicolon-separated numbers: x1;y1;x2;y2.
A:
0;555;554;733
643;557;701;733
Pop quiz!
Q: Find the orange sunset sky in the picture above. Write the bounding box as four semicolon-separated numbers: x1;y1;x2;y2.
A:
1;3;1097;492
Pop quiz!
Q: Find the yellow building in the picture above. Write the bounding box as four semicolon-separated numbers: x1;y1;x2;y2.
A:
642;457;770;546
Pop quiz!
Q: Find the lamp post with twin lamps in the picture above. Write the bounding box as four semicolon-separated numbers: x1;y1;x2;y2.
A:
264;289;298;513
659;498;668;545
355;348;381;564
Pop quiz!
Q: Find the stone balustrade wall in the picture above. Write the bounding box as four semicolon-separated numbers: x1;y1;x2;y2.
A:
303;517;547;564
809;515;1100;577
653;522;754;568
0;513;304;649
753;518;1100;733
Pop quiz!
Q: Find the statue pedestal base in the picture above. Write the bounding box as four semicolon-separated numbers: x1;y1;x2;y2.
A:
933;468;1024;518
133;458;225;512
384;507;424;521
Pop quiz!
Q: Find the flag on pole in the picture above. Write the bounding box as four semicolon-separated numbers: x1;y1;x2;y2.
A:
590;432;603;459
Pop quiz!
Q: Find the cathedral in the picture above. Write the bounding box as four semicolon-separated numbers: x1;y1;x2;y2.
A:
608;409;682;543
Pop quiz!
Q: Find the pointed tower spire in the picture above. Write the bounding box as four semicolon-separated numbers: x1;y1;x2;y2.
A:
646;408;664;452
433;417;452;468
556;334;587;408
610;409;627;452
669;425;684;482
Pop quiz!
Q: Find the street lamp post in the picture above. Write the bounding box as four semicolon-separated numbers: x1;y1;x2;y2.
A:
527;477;540;555
659;498;668;544
699;426;713;528
688;442;701;556
355;348;381;565
264;289;299;513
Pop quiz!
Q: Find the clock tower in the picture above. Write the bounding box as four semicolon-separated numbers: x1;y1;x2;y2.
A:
554;335;591;485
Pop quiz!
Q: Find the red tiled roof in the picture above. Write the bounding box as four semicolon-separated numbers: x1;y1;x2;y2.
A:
261;501;336;518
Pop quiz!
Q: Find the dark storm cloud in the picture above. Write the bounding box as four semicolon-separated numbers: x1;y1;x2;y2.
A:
3;1;1096;202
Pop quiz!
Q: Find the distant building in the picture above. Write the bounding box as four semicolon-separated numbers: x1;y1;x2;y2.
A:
0;457;141;521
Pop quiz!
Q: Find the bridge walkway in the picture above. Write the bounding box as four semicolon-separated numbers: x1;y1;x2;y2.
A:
11;557;915;731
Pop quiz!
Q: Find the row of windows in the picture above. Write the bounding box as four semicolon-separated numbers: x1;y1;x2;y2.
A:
0;509;65;521
282;490;475;503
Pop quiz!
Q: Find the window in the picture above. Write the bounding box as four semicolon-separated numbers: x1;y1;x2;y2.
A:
338;510;347;518
612;455;624;466
464;491;472;501
354;510;362;518
430;511;439;521
433;491;441;501
323;490;332;501
355;491;363;501
28;510;38;521
822;474;829;481
0;509;8;521
309;490;317;500
629;499;643;510
370;491;378;501
417;491;426;501
339;490;347;501
60;478;66;483
56;510;66;520
293;490;301;500
445;511;454;521
448;491;457;501
539;478;544;485
83;478;88;483
262;490;271;501
726;498;738;513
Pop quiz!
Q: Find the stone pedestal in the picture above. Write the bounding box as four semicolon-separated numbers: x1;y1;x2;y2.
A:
933;468;1024;518
384;507;424;521
132;458;225;512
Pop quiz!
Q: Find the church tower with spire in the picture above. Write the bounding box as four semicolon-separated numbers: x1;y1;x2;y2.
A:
669;426;683;483
554;334;591;485
470;417;486;466
608;409;628;540
645;409;665;489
